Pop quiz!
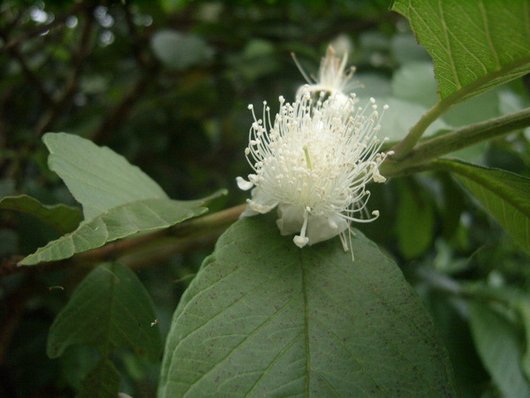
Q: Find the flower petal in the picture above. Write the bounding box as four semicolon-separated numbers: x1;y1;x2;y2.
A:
247;188;278;214
236;176;254;191
307;214;348;245
276;204;304;236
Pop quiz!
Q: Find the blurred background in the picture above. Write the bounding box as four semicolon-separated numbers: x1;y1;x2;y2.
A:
1;0;530;397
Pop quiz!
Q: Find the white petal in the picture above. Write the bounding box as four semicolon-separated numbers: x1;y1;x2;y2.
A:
247;188;278;214
276;204;304;236
306;214;348;245
236;176;254;191
240;205;259;218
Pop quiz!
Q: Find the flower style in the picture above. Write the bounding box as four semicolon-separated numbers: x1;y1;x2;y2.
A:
294;45;356;99
237;91;391;251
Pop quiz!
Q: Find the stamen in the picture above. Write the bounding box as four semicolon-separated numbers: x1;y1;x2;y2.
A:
303;145;313;170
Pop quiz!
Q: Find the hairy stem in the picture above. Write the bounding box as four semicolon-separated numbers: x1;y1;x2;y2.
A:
382;107;530;177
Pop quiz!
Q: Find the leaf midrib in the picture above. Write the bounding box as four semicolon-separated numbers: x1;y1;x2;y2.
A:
300;254;311;397
440;53;530;105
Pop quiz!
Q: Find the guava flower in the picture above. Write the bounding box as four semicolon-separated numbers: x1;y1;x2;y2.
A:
236;91;391;252
294;45;356;99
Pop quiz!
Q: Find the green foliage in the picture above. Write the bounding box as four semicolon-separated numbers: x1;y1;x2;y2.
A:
21;197;220;265
469;302;530;398
438;159;530;250
392;0;530;103
1;0;529;397
21;134;225;265
47;262;162;359
159;215;456;397
151;30;213;70
43;133;168;220
77;360;121;398
47;262;161;396
518;301;530;381
0;194;81;234
396;179;436;259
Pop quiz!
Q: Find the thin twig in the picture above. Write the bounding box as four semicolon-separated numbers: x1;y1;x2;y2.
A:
122;3;150;69
0;204;246;277
90;4;157;143
1;3;84;52
90;75;150;143
35;7;95;136
0;30;52;103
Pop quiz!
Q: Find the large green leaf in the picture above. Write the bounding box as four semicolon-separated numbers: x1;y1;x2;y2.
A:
392;0;530;103
20;133;225;265
47;262;162;361
159;215;456;397
20;195;220;265
0;194;81;234
438;159;530;249
43;133;168;220
469;302;530;398
77;359;120;398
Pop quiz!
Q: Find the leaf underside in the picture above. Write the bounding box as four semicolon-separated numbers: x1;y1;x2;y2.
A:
47;262;162;361
21;132;226;265
76;359;120;398
0;194;82;234
469;303;530;398
43;132;168;220
20;197;211;265
159;215;456;397
438;159;530;250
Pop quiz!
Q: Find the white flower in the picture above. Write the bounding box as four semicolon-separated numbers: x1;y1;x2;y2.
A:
294;45;356;99
237;92;391;252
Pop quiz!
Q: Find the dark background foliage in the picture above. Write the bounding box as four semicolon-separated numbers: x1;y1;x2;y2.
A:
1;1;529;397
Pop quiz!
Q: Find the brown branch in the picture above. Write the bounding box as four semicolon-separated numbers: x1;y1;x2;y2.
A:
123;228;226;270
90;4;159;144
0;204;246;277
1;3;84;53
90;75;150;143
35;7;95;136
122;3;151;69
0;29;52;103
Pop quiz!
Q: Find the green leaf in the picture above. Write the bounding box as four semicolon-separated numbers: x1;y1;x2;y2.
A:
20;195;221;265
392;0;530;103
47;262;162;361
469;302;530;398
20;133;226;265
0;194;81;234
77;359;120;398
437;159;530;249
420;278;488;398
392;61;438;107
517;301;530;381
150;30;213;70
159;215;456;397
43;133;168;220
396;180;435;259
